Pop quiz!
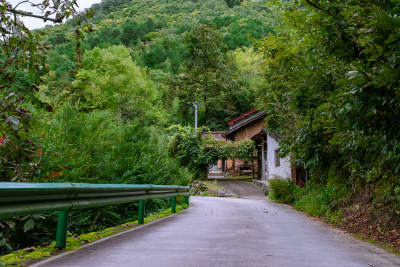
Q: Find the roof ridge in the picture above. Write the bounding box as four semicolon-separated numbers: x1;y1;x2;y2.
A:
227;108;258;126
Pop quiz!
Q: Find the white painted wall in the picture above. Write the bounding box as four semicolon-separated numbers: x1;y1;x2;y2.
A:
266;134;292;179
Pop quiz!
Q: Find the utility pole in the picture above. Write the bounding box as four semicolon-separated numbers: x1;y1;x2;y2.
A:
188;102;200;133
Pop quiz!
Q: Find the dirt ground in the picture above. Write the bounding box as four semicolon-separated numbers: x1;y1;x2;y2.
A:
325;191;400;252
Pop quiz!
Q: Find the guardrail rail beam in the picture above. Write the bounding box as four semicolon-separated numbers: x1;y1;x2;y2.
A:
0;182;190;249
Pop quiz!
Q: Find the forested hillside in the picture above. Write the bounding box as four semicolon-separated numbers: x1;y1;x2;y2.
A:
39;0;273;128
1;0;274;183
0;0;273;253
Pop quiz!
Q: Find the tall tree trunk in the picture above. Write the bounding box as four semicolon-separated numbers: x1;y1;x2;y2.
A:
74;29;82;68
204;94;208;126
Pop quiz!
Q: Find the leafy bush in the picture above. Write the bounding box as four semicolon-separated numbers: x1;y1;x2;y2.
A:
294;190;330;217
268;178;299;204
269;179;347;217
0;215;57;255
325;210;343;227
301;184;348;217
68;199;172;235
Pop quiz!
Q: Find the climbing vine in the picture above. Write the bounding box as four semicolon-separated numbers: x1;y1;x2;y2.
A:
169;126;255;179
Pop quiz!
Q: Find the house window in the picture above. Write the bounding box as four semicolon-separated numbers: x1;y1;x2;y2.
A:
274;149;280;167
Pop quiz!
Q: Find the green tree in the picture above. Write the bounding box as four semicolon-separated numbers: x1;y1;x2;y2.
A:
37;45;166;124
178;24;239;129
256;1;400;183
224;0;243;8
0;0;93;182
37;105;192;185
228;47;261;116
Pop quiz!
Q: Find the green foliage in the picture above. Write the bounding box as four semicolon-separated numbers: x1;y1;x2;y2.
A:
1;40;192;256
268;178;299;204
228;47;261;116
224;0;243;8
168;126;209;178
41;0;274;130
38;46;165;123
256;1;400;182
176;24;240;129
0;1;94;182
324;210;343;227
269;179;348;217
67;199;171;235
203;136;254;160
57;0;274;69
257;1;400;236
35;105;191;185
294;184;341;217
169;126;254;178
0;214;55;255
223;18;272;50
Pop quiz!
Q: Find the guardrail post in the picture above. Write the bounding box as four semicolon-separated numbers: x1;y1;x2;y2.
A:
55;210;69;249
138;200;144;224
184;196;189;206
171;196;176;213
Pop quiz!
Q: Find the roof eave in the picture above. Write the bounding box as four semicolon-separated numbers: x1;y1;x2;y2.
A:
222;110;267;140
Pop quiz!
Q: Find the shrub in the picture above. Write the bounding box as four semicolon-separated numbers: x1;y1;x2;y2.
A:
294;191;329;217
294;183;347;217
268;178;298;204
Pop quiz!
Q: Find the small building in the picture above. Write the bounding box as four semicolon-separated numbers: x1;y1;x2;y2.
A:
222;109;295;181
251;129;293;180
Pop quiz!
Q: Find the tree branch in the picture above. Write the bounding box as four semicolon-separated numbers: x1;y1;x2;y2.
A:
6;8;64;23
303;0;341;22
14;0;29;9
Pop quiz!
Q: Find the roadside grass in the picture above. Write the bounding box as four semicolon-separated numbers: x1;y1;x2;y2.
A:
268;178;346;217
323;210;344;227
193;180;227;197
0;204;188;267
204;180;220;190
199;180;221;197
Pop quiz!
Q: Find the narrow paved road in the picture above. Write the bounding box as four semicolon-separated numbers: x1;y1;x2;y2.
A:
33;196;400;267
216;179;266;199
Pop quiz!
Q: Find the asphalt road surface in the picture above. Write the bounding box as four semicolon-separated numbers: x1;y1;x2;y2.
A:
216;179;266;199
33;196;400;267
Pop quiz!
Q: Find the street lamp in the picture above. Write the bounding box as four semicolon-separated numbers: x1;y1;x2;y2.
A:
187;102;200;133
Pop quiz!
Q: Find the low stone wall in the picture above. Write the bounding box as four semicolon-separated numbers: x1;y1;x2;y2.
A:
191;180;234;197
252;179;269;196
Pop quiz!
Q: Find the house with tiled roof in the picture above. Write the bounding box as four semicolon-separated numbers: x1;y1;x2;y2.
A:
222;109;299;182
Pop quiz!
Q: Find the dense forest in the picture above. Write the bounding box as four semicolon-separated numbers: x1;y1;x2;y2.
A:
1;0;400;258
0;0;273;254
40;0;273;129
1;0;274;183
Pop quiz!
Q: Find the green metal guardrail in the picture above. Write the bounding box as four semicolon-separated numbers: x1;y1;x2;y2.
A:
0;182;190;248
